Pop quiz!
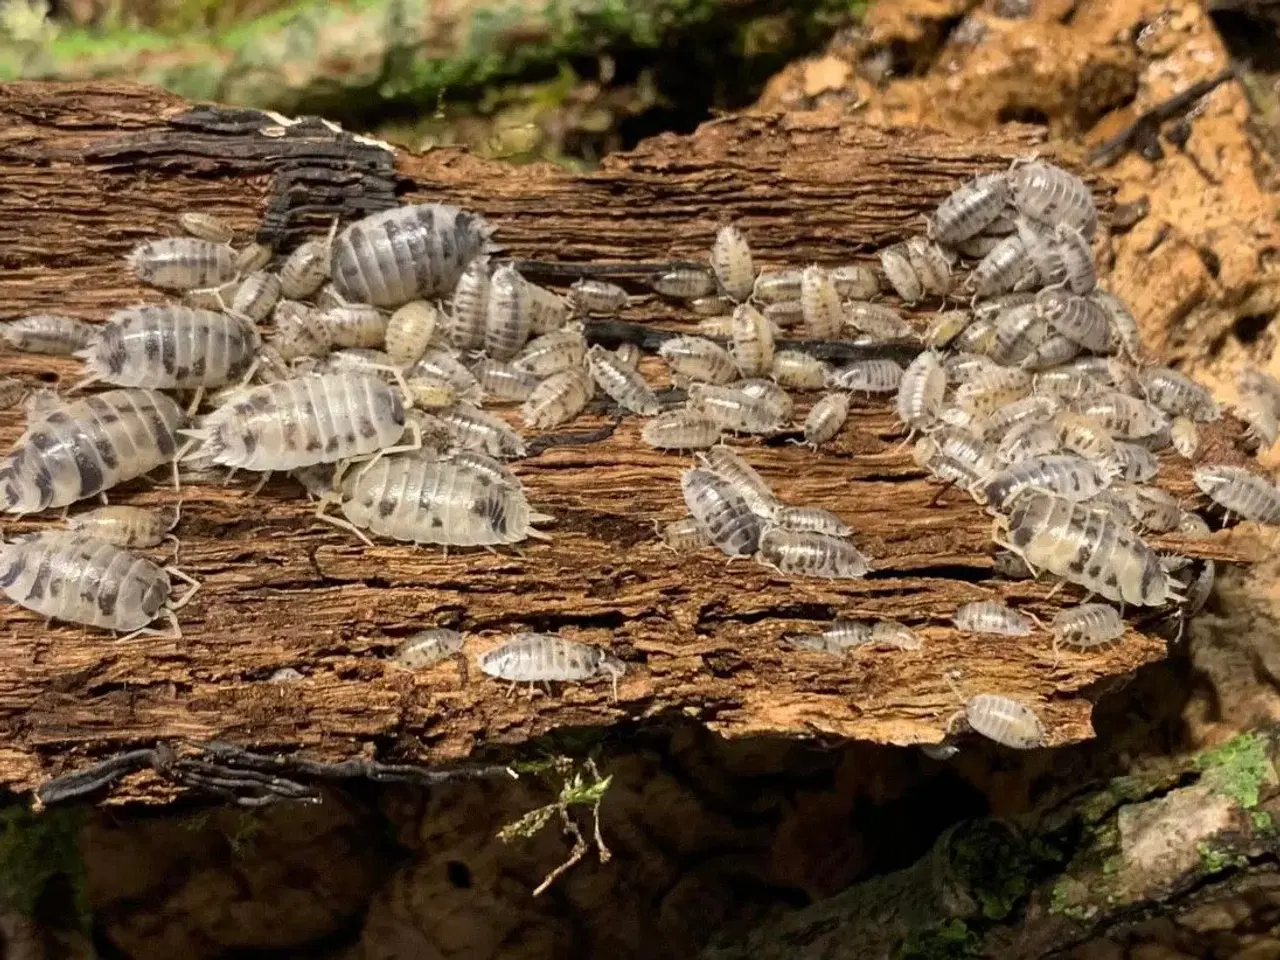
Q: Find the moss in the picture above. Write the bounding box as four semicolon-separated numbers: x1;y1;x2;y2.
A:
894;920;980;960
1196;841;1249;874
1252;810;1274;832
1196;731;1275;810
0;806;90;931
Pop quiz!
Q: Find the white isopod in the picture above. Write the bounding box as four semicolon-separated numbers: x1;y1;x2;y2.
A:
1051;603;1124;650
730;303;775;377
641;410;723;450
799;266;844;339
826;359;903;394
513;326;587;377
757;527;870;579
478;634;624;699
1193;465;1280;525
392;628;465;669
522;369;593;429
384;301;441;366
471;357;541;402
697;445;780;520
319;305;388;350
954;694;1046;749
1008;160;1097;237
659;515;711;552
587;344;660;415
802;392;850;446
682;467;763;557
657;336;738;385
229;271;282;322
128;237;237;292
568;279;628;315
178;211;234;243
880;243;924;303
449;258;491;351
1;314;97;355
771;350;829;390
66;504;180;549
896;351;946;431
772;505;852;537
711;224;755;302
651;267;716;299
279;238;333;299
1139;367;1220;422
437;403;527;458
485;265;532;360
952;601;1035;636
930;173;1010;245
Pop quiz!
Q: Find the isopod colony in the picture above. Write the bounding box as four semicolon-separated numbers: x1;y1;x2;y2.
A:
3;156;1279;754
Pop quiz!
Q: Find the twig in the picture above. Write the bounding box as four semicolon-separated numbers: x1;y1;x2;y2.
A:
1088;67;1237;167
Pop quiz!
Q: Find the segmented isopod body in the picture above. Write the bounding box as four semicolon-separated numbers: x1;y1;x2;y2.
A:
691;294;735;316
1169;416;1199;459
385;301;440;365
330;203;494;307
967;233;1029;299
194;374;405;471
1013;218;1066;287
472;357;541;402
485;265;532;360
409;349;480;395
393;628;464;669
1139;367;1219;422
651;268;715;299
880;244;923;303
0;389;187;514
995;420;1060;464
641;410;722;450
930;427;998;475
960;694;1046;749
752;269;804;303
319;305;388;350
904;236;952;296
1051;603;1123;649
687;384;783;434
954;364;1031;416
983;395;1059;439
405;375;459;409
229;271;282;322
1009;161;1097;236
953;601;1035;636
513;326;587;377
844;302;914;341
988;302;1045;365
757;527;870;579
1108;442;1159;483
655;335;737;386
660;515;711;552
896;351;945;431
1000;491;1179;605
826;359;903;394
1193;465;1280;524
0;531;190;635
1019;334;1081;372
681;468;762;557
773;505;852;536
568;279;628;315
447;258;490;351
478;634;624;697
79;306;259;390
1035;289;1109;352
930;173;1010;245
730;303;775;377
279;239;332;299
1;315;97;355
803;392;850;446
712;224;755;302
1055;223;1096;294
1110;485;1180;534
1235;393;1279;450
1089;289;1142;360
1068;392;1168;439
829;264;880;299
1054;411;1116;461
235;242;273;274
128;237;237;292
66;504;179;548
799;266;844;339
270;304;330;361
613;343;641;370
587;344;660;415
334;455;546;547
762;301;805;329
438;403;527;458
952;317;998;356
318;348;399;379
926;310;974;349
523;282;569;335
771;350;829;390
521;369;592;429
698;445;780;520
787;620;873;654
178;211;234;243
975;454;1114;510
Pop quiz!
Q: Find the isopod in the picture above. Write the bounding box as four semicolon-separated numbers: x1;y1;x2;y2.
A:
711;224;755;302
1055;223;1096;294
953;364;1031;416
687;383;783;434
437;403;527;458
930;173;1010;245
953;601;1035;636
829;264;880;300
771;350;829;390
0;530;197;638
235;242;273;274
904;236;952;297
270;302;330;362
128;237;237;292
926;310;974;349
319;305;388;350
844;302;914;341
954;694;1046;749
513;326;587;378
752;269;804;303
587;344;660;415
1139;367;1220;422
525;282;569;335
802;392;850;446
1193;465;1280;524
279;238;332;299
521;369;592;429
392;628;465;669
880;243;923;303
449;257;490;351
471;357;541;402
659;515;711;552
1051;603;1124;650
691;294;735;316
1008;160;1097;236
66;504;180;549
1108;442;1159;483
772;505;852;537
484;265;532;360
1013;217;1066;288
613;343;641;370
1091;289;1143;360
1170;416;1199;459
178;211;234;243
975;454;1115;510
1067;392;1169;439
383;301;441;366
826;359;903;394
641;410;722;450
757;527;870;579
966;233;1029;299
478;634;624;699
568;279;628;315
697;445;780;520
762;301;805;329
0;389;188;514
995;420;1060;464
681;467;763;557
1035;289;1110;353
330;203;494;307
409;349;480;395
651;267;716;300
729;303;775;377
896;351;945;431
228;271;282;323
799;266;844;340
1;314;97;355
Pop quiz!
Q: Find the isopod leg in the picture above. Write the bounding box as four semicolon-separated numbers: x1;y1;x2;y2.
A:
166;566;202;610
185;387;205;417
244;471;273;498
314;494;375;547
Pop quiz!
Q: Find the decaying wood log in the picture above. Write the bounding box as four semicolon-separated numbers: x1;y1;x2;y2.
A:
0;81;1260;804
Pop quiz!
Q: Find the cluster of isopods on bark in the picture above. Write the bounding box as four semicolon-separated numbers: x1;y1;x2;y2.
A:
2;155;1280;741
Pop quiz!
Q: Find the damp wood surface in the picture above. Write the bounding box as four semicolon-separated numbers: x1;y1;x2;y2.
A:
0;81;1259;802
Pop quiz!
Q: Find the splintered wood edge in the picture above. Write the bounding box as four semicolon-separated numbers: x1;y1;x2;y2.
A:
0;81;1248;802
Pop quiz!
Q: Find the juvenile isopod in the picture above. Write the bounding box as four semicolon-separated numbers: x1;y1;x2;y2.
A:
0;531;198;638
952;601;1035;636
66;504;180;550
279;238;333;300
513;326;587;378
1107;442;1159;483
478;634;625;700
904;236;952;297
1053;411;1116;461
659;515;711;552
521;369;592;429
879;243;923;303
761;301;805;329
1;314;97;355
802;392;850;446
385;301;441;365
318;348;399;379
697;445;780;520
681;467;763;557
235;241;273;274
997;491;1181;606
651;267;716;300
711;224;755;302
0;389;188;514
1051;603;1124;651
437;403;527;458
953;694;1046;749
1193;465;1280;525
178;211;234;243
319;305;388;350
800;266;844;339
953;364;1032;417
826;359;903;394
1008;160;1097;236
771;350;829;390
930;173;1010;245
1234;392;1279;451
484;265;532;360
409;349;480;396
1067;391;1169;441
568;279;628;315
270;302;330;361
687;383;783;435
844;302;914;341
1055;223;1096;294
982;394;1059;439
448;257;490;351
1018;334;1080;372
392;628;465;669
729;303;775;377
1139;367;1220;422
471;357;541;403
189;373;410;473
128;237;237;292
641;410;722;450
757;527;870;579
752;269;804;303
230;271;282;322
405;375;460;410
896;350;946;432
772;505;852;537
829;264;881;300
691;295;736;316
587;344;660;415
1035;289;1110;353
1170;416;1199;459
657;336;738;386
966;233;1029;299
331;203;494;307
785;620;873;654
525;282;570;335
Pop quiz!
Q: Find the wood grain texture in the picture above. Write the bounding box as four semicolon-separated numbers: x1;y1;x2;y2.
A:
0;81;1256;802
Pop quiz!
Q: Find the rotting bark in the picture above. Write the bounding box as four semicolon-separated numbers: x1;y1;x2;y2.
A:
701;725;1280;960
0;81;1261;804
